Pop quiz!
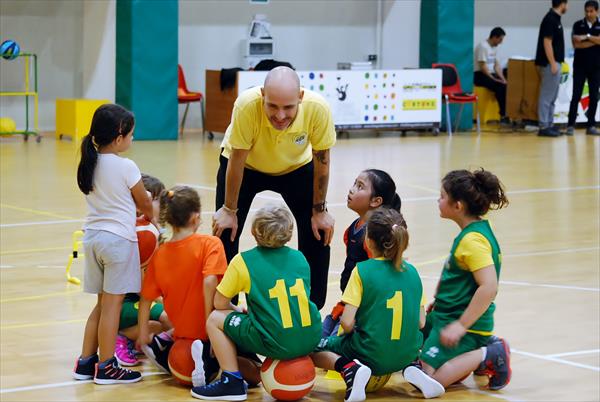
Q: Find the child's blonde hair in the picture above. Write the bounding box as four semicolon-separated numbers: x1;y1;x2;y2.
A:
251;204;294;248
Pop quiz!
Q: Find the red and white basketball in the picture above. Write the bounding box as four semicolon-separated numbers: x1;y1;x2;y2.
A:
168;339;194;386
260;356;315;401
136;216;159;268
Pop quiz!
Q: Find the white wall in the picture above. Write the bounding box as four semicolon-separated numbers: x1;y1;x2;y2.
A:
178;0;378;129
381;0;421;69
475;0;588;67
7;0;587;132
82;1;115;101
0;0;84;131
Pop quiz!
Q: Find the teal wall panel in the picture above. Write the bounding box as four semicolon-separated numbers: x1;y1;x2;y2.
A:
116;0;178;140
420;0;474;131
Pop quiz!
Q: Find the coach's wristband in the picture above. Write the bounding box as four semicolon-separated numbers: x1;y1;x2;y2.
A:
222;205;238;214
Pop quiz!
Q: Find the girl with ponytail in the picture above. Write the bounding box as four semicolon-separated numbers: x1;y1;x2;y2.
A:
312;207;437;401
73;104;154;385
409;168;511;397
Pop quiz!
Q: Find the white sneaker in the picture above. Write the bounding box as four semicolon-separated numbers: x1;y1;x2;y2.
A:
403;365;445;399
341;359;371;402
191;340;206;387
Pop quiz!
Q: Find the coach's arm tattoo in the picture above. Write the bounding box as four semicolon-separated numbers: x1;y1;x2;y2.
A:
312;149;330;208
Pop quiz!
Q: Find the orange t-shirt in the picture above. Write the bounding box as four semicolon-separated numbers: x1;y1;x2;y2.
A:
141;234;227;340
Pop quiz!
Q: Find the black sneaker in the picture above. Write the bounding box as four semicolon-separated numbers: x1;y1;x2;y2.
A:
73;354;98;380
538;127;560;137
403;364;445;398
340;359;371;402
93;356;142;384
141;335;173;373
476;338;511;390
190;371;247;401
587;126;599;136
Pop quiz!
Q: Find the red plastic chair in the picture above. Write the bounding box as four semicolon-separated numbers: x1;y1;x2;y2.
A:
178;64;206;137
432;63;480;136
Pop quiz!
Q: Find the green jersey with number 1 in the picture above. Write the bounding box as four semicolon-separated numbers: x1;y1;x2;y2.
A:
348;259;423;374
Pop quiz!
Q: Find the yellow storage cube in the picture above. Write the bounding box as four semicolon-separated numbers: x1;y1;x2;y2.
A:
56;99;110;142
473;87;500;124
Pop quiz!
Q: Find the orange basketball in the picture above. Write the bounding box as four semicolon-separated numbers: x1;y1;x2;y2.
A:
136;216;159;268
168;339;195;386
260;356;315;401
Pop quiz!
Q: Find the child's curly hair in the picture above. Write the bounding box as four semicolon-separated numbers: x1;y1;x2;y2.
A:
251;204;294;248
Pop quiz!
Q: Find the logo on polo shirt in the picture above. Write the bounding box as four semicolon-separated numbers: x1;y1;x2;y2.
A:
293;133;307;146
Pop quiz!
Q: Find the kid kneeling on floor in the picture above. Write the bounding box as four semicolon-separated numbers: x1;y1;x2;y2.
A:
412;168;511;392
190;204;322;401
312;207;444;402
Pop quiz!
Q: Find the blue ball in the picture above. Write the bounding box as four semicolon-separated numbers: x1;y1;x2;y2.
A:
1;40;21;60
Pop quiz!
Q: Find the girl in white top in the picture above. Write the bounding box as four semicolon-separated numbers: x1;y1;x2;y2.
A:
72;104;155;384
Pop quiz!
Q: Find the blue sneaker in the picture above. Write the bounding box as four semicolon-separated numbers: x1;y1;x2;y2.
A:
190;371;246;401
474;335;500;376
476;338;511;390
72;354;98;380
94;356;142;384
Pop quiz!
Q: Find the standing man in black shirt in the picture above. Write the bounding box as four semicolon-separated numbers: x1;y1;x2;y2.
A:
535;0;569;137
566;0;600;136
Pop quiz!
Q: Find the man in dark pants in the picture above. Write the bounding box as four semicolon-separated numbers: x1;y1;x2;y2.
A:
474;27;509;124
212;67;336;310
535;0;569;137
566;0;600;136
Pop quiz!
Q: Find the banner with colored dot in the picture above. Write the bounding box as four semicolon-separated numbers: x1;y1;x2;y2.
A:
238;69;442;129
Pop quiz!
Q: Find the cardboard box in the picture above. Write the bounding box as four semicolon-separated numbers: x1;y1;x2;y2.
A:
506;58;541;121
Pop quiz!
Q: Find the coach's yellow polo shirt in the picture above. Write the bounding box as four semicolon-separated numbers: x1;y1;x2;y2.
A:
220;87;336;175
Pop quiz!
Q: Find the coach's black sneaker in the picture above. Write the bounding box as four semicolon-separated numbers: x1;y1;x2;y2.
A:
93;356;142;384
403;364;445;398
190;371;247;401
341;359;371;402
141;334;173;373
473;335;500;376
73;353;99;380
476;338;511;390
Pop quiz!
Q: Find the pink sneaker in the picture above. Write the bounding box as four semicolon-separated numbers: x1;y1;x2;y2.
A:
115;335;139;367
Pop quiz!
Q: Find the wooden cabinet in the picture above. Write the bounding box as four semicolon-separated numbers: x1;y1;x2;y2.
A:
204;70;237;135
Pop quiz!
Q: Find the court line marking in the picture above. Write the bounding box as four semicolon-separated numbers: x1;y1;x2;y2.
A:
328;273;600;293
471;389;524;402
0;371;168;394
0;219;84;228
2;184;598;228
512;348;600;372
1;318;87;330
547;349;600;358
0;246;71;256
181;183;599;198
0;203;75;220
418;275;600;293
503;246;600;258
0;289;82;304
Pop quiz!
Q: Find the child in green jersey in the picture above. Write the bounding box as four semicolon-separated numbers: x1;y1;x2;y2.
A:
408;168;511;393
191;204;322;402
312;207;444;402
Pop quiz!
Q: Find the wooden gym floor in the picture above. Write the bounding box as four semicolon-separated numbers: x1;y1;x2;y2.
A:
1;129;598;401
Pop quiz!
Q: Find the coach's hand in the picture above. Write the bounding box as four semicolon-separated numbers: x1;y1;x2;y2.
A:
311;211;334;246
212;207;238;242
